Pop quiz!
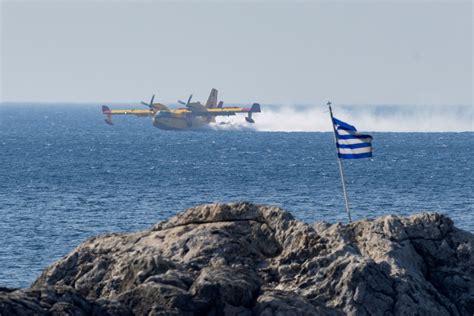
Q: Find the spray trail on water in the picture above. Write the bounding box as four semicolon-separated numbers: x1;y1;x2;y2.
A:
215;105;472;132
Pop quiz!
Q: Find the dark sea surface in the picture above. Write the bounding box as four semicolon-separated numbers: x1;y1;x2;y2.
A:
0;104;473;288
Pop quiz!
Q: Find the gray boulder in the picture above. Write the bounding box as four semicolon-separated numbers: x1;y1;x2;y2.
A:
2;202;472;315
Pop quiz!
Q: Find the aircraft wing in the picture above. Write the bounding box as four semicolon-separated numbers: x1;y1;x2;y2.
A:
193;103;261;123
204;103;261;116
102;106;153;125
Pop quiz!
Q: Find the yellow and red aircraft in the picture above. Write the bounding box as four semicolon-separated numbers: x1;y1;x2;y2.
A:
102;88;261;130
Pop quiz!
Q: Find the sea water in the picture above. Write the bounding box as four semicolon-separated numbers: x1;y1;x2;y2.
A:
0;104;472;287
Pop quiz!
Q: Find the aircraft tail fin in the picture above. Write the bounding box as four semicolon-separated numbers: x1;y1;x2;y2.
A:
102;105;113;125
206;88;218;108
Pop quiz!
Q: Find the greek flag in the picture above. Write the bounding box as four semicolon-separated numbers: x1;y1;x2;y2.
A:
333;117;373;159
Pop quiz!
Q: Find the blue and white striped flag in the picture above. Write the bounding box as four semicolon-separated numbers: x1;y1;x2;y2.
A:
333;117;373;159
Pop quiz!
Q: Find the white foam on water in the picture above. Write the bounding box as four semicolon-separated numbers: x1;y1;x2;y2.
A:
248;105;473;132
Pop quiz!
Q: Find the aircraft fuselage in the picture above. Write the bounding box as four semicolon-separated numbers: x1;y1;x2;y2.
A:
152;110;213;130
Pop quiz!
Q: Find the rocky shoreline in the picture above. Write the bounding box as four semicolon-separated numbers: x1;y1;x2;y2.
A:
1;202;473;315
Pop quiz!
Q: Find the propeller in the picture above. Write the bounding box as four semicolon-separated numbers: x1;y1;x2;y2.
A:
178;94;193;106
141;94;155;109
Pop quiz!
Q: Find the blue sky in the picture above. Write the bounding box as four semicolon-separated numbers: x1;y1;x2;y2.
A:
1;1;472;105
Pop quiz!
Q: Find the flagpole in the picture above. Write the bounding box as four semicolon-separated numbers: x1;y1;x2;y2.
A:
328;102;352;223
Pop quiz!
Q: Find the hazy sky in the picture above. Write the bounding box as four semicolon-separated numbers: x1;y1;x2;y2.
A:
1;1;472;105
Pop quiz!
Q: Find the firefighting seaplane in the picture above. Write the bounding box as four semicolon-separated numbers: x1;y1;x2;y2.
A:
101;88;261;130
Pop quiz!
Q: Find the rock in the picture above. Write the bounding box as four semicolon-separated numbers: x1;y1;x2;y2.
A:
2;202;472;315
190;266;260;308
0;285;132;315
253;290;342;316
